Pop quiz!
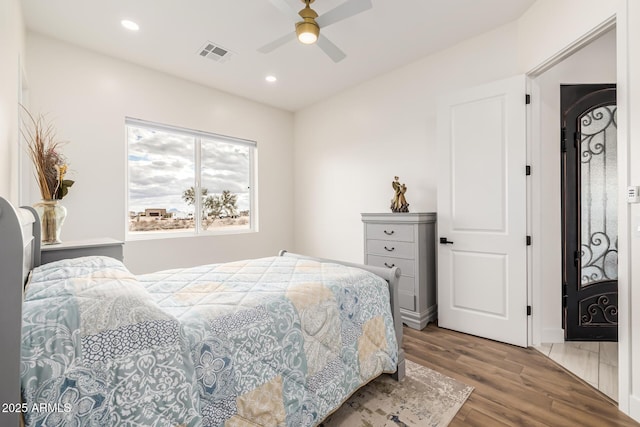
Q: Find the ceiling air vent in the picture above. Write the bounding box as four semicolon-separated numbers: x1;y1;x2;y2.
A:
198;41;234;63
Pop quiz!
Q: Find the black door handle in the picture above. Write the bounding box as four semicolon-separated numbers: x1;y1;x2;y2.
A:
440;237;454;245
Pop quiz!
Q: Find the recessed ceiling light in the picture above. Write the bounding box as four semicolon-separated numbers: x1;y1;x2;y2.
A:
121;20;139;31
265;75;277;83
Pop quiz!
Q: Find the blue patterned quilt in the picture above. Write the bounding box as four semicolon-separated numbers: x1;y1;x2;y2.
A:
21;255;398;426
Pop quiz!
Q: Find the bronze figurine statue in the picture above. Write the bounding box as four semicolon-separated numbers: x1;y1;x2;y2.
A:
391;176;409;213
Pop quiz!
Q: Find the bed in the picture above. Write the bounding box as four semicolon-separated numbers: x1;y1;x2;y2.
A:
0;196;405;427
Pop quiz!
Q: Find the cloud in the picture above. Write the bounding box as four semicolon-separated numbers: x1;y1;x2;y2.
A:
127;125;252;214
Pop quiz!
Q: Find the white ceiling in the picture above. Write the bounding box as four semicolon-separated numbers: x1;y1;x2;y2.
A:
21;0;535;112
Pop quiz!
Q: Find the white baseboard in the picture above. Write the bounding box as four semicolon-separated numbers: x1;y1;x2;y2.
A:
630;394;640;423
541;328;565;343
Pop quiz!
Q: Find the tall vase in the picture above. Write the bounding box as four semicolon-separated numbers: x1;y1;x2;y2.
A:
34;199;67;245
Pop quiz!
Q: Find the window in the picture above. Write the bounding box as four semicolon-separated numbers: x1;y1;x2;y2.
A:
126;118;256;238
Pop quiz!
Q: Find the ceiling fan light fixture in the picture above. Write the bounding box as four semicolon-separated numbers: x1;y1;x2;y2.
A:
296;0;320;44
296;21;319;44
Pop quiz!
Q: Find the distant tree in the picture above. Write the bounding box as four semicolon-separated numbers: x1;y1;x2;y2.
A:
182;186;208;206
219;190;238;217
182;187;239;219
204;194;223;219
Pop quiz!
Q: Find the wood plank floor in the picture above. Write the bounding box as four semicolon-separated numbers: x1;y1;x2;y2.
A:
403;324;639;427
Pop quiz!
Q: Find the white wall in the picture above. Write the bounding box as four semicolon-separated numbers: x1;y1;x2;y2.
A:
517;0;617;73
25;33;294;274
0;0;24;203
293;22;520;263
533;30;617;343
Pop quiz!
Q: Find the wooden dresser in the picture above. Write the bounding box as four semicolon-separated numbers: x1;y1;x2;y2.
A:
362;212;437;330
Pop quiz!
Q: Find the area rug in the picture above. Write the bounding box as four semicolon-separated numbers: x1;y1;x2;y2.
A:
321;360;474;427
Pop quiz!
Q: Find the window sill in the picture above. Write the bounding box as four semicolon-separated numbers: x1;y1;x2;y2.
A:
126;227;256;242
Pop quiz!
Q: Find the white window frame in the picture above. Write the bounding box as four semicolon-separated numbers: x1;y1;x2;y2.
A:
125;117;257;240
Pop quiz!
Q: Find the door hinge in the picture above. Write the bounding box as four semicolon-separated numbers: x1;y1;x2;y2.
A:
562;282;568;308
527;305;532;316
574;131;581;147
525;94;531;104
526;165;531;176
526;235;532;246
561;127;567;152
574;250;581;266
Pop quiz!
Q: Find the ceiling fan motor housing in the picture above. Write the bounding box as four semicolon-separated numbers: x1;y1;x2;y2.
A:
296;2;320;44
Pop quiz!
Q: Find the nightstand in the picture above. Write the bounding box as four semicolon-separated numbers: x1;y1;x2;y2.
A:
40;238;124;265
362;212;437;330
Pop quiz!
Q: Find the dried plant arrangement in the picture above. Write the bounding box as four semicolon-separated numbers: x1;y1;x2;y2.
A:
20;105;74;200
20;105;74;244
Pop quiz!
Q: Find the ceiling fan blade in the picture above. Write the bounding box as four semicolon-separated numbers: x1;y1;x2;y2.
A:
316;35;346;63
268;0;301;22
316;0;372;28
258;32;297;53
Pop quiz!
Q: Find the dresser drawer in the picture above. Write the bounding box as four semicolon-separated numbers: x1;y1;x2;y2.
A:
365;223;414;242
366;255;415;277
367;239;414;259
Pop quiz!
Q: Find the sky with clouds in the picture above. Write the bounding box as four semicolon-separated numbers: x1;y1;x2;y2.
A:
127;126;251;214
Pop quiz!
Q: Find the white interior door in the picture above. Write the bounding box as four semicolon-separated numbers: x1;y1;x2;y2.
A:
437;75;528;347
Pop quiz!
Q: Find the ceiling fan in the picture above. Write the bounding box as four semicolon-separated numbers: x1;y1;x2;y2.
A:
258;0;373;63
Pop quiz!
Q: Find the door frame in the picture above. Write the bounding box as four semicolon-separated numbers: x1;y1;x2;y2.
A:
526;14;631;414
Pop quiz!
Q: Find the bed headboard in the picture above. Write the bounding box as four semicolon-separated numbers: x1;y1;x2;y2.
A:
0;196;40;426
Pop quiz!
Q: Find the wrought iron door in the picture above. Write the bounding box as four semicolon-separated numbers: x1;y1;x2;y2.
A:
561;84;617;341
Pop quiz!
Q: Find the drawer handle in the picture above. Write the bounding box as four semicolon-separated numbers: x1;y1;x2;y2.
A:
384;262;395;268
383;230;395;235
384;246;395;252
